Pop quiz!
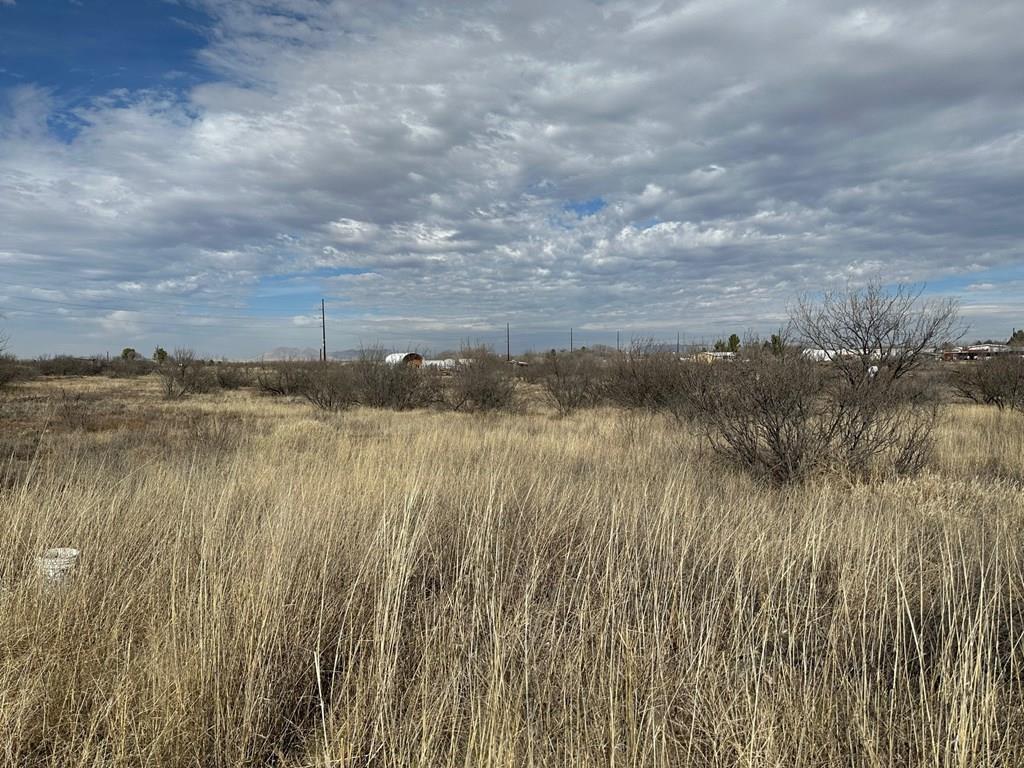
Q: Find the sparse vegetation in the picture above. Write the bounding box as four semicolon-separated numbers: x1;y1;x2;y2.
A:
214;362;253;391
256;360;310;397
349;347;440;411
0;330;15;390
604;340;692;414
157;348;218;400
691;285;958;483
0;286;1006;765
951;355;1024;411
34;354;106;377
537;351;603;415
694;349;939;483
0;360;15;390
1;375;1022;767
442;347;518;413
298;363;356;412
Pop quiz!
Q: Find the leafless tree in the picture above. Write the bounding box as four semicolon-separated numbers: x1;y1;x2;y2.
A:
791;282;962;385
0;327;16;389
157;348;217;400
443;346;518;413
951;356;1024;411
539;352;603;416
692;284;959;483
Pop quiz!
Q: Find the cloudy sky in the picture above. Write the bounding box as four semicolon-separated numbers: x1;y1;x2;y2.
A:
1;0;1022;357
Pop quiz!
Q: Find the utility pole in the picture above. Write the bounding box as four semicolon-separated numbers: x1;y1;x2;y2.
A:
616;330;620;352
506;322;510;362
676;331;680;357
321;298;327;364
570;327;574;353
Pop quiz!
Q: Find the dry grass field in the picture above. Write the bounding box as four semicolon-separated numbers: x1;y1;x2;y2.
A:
2;375;1024;766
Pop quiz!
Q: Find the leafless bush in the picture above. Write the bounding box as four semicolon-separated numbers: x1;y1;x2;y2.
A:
52;388;95;431
33;355;105;377
0;331;10;389
299;364;356;412
0;332;33;390
158;349;218;400
255;362;309;397
538;353;603;416
102;357;154;378
693;285;957;484
604;341;702;419
696;355;824;483
215;364;252;390
351;347;440;410
697;355;939;484
0;355;17;390
951;356;1024;411
443;347;518;413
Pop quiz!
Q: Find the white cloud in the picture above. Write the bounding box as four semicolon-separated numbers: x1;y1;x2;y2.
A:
1;0;1023;355
98;310;143;335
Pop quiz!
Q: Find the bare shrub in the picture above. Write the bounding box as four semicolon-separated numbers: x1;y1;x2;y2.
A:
0;332;32;390
538;353;603;416
100;357;155;379
351;347;440;410
951;356;1024;411
0;355;17;390
697;354;939;484
694;285;958;483
52;388;94;431
696;354;825;483
158;349;218;400
215;364;252;390
299;364;356;412
604;341;702;419
34;355;105;377
256;362;309;397
443;347;518;413
0;331;10;389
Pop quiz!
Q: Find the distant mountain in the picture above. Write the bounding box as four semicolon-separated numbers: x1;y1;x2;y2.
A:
262;346;320;361
329;348;366;361
261;347;370;361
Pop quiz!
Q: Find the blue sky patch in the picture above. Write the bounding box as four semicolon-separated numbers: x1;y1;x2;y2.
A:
0;0;214;111
247;268;367;317
563;197;607;217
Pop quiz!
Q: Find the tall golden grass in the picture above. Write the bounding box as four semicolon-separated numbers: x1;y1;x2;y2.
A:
2;377;1023;766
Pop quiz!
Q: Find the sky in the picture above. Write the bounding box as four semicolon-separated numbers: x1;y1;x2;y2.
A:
1;0;1022;358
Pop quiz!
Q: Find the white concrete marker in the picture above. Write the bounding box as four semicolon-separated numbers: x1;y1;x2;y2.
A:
35;548;79;584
